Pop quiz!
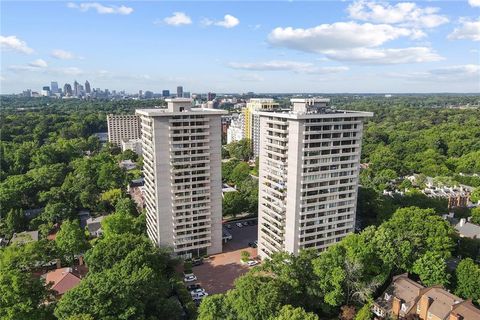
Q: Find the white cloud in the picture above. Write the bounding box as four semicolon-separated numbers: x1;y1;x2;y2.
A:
468;0;480;7
234;73;264;82
203;14;240;28
56;67;84;76
28;59;48;68
347;1;448;28
0;35;34;54
51;49;76;60
388;64;480;82
323;47;443;64
67;2;133;15
448;18;480;42
162;12;192;26
268;22;424;53
228;60;349;74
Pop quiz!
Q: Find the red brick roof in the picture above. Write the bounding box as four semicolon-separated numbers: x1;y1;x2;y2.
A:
44;268;81;295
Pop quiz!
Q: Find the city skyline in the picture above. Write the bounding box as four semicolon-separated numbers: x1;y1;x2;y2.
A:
1;1;479;94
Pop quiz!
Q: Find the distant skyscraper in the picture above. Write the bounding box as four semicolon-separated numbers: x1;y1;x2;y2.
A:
51;81;59;94
207;92;216;101
183;92;191;98
64;83;73;96
41;86;50;97
85;80;91;94
145;91;154;99
162;90;170;97
177;86;183;98
257;98;373;259
73;80;80;96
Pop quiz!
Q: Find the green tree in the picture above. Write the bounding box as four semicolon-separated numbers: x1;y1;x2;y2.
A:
471;207;480;225
230;162;251;185
272;305;319;320
56;219;89;265
412;251;450;287
0;268;53;320
55;234;181;320
0;208;27;238
222;192;247;217
226;274;286;320
222;159;240;183
454;258;480;304
226;139;252;161
198;295;231;320
354;301;373;320
100;188;124;208
101;211;139;238
471;188;480;203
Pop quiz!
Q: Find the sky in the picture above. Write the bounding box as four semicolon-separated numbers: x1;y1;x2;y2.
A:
1;0;479;94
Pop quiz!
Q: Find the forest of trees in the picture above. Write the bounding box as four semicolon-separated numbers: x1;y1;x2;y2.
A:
1;95;479;320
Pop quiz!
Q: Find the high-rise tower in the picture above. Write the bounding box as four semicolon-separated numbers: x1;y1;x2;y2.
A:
136;99;227;258
257;98;373;259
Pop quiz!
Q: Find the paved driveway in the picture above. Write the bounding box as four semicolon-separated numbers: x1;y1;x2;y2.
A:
192;219;258;295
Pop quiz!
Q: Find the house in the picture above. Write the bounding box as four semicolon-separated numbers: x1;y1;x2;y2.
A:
119;159;137;171
455;218;480;239
86;216;106;237
10;230;39;245
373;274;480;320
43;267;81;297
372;274;424;319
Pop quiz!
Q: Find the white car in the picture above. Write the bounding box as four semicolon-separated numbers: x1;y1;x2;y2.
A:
190;288;206;296
184;274;197;282
246;260;259;267
236;222;243;228
192;292;209;300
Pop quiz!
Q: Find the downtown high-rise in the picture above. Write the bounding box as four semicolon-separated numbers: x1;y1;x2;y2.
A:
136;98;226;258
257;98;373;259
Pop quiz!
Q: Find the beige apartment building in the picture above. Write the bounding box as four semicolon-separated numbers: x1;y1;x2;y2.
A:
243;98;279;158
257;98;373;259
107;114;141;146
136;99;226;258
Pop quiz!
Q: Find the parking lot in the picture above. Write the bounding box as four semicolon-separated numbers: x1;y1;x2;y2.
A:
190;218;258;295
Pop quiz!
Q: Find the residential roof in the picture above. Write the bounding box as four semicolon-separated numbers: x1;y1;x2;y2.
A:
44;268;81;295
455;221;480;239
375;274;424;316
451;300;480;320
10;230;39;244
422;287;463;320
86;216;105;234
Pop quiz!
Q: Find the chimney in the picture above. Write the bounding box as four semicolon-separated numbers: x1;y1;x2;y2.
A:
419;295;433;320
392;297;402;319
56;258;61;269
449;313;463;320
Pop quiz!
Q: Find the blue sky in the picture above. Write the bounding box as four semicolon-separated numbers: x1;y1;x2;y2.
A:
1;1;479;93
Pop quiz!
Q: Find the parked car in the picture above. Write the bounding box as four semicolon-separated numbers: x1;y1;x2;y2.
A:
243;221;249;226
254;240;258;246
192;258;203;266
192;292;209;300
248;242;257;248
186;284;201;291
184;274;197;282
190;288;206;296
247;220;255;226
225;224;232;229
247;260;259;267
236;222;243;228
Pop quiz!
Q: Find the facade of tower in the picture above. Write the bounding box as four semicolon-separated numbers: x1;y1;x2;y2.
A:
106;114;141;146
243;98;279;158
136;99;226;258
257;98;373;259
51;81;59;94
63;83;73;96
85;80;91;94
177;86;183;98
73;80;79;96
